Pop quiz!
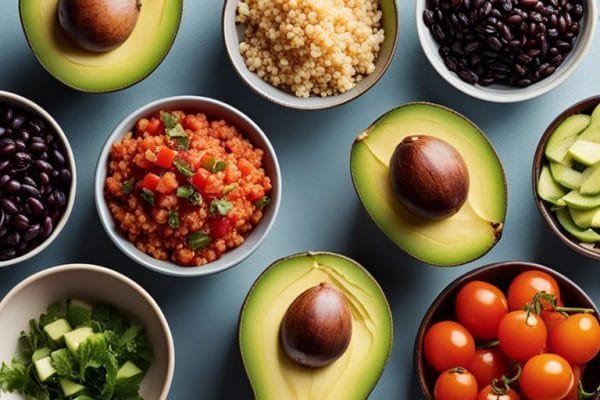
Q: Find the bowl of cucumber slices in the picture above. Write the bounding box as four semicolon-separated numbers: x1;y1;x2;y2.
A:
533;95;600;260
0;264;174;400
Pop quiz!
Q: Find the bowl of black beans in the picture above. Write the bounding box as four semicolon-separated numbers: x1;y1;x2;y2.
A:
0;91;76;266
417;0;597;102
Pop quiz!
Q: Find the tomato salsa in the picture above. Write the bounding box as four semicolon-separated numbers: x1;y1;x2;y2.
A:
104;110;272;266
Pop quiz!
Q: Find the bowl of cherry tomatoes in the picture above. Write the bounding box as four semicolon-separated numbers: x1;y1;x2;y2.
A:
414;261;600;400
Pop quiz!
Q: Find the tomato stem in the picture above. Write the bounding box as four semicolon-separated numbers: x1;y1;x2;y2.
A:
476;339;499;349
578;382;600;399
555;305;596;314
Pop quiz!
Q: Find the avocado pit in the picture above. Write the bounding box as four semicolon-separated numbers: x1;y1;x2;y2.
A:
389;135;469;220
58;0;141;52
280;282;352;368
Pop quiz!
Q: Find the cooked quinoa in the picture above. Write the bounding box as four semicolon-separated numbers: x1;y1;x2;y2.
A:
105;111;272;267
236;0;385;98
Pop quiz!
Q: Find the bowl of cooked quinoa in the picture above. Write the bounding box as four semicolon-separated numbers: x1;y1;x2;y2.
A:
94;96;281;277
222;0;399;110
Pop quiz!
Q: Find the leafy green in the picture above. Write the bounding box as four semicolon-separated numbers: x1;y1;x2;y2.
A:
173;159;195;178
140;189;154;206
255;196;271;209
0;301;151;400
168;210;180;229
212;160;226;172
210;198;233;216
121;180;134;195
187;231;212;250
159;111;177;129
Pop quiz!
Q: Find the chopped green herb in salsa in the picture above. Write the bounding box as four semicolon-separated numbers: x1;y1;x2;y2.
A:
255;196;271;209
168;210;180;229
140;189;155;205
121;179;134;195
173;159;194;178
210;199;233;216
187;232;212;250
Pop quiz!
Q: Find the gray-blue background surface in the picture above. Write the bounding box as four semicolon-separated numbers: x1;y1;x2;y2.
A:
1;1;599;398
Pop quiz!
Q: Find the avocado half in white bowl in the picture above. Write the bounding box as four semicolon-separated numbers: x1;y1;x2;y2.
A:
19;0;182;92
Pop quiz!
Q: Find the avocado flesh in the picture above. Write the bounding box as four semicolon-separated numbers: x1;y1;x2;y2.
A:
350;103;506;266
19;0;182;92
239;252;392;400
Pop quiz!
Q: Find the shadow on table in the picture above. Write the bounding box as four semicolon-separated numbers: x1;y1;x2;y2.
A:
214;327;253;399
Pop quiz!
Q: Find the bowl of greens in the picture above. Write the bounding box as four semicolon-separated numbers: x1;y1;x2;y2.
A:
0;264;174;400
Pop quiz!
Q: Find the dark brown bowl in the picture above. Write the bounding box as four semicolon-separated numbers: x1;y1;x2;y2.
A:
533;95;600;261
414;261;600;399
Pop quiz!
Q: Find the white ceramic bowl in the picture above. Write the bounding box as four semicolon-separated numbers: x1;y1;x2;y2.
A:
222;0;399;110
416;0;597;102
0;263;174;400
0;91;76;268
95;96;281;277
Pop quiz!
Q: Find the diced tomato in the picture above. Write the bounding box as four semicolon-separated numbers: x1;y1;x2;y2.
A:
237;159;254;176
246;185;265;201
191;169;210;192
155;147;177;168
200;154;215;170
155;172;178;194
146;118;164;135
208;217;232;239
142;173;161;190
182;114;204;131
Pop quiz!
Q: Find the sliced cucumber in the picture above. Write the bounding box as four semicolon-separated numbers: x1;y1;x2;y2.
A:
32;347;51;362
579;124;600;143
580;163;600;195
44;318;72;342
34;356;56;382
549;161;584;189
562;190;600;210
59;378;86;397
538;165;567;206
568;207;600;229
545;114;591;162
64;327;93;354
568;139;600;166
117;361;143;380
591;103;600;124
556;208;600;242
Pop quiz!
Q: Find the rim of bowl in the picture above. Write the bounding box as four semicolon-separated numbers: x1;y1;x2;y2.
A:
0;91;77;268
413;260;600;398
532;95;600;261
415;0;598;103
221;0;400;110
0;263;175;400
94;95;282;277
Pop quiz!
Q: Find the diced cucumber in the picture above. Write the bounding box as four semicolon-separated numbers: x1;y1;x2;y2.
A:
556;208;600;242
579;124;600;143
538;165;567;206
545;114;591;162
117;361;143;380
67;299;93;327
568;140;600;166
59;378;86;397
32;347;51;362
568;207;600;229
562;190;600;210
44;318;72;342
64;327;93;353
549;161;584;189
580;164;600;195
34;356;56;382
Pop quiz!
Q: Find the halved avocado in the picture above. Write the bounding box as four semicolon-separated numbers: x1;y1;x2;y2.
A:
19;0;182;92
239;252;392;400
350;103;506;266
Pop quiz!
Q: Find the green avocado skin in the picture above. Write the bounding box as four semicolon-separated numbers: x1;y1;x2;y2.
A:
239;252;393;400
19;0;183;92
350;103;507;267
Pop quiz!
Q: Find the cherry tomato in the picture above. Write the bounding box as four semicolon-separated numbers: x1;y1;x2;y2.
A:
541;310;567;332
424;321;476;372
434;368;478;400
456;281;508;340
520;353;573;400
477;385;520;400
468;348;510;389
507;270;560;311
498;310;547;362
548;313;600;364
563;364;582;400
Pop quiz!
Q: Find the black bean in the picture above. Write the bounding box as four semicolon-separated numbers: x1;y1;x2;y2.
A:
501;0;513;12
27;118;45;134
1;199;19;214
481;1;492;16
24;224;41;242
445;56;459;72
558;15;567;32
487;36;503;51
432;24;446;41
4;231;20;246
552;54;564;66
1;107;13;124
549;13;558;26
14;139;26;152
48;190;66;209
470;53;482;65
573;3;583;17
29;140;47;153
13;152;32;170
570;22;580;35
515;63;527;75
34;159;53;172
519;0;537;8
0;159;9;174
527;48;541;57
12;214;29;231
18;129;31;142
556;40;572;52
500;25;513;41
21;184;41;198
465;41;481;53
0;209;5;228
10;114;25;130
0;138;16;156
5;180;21;194
451;0;463;8
27;197;45;216
541;65;556;76
548;47;560;57
424;10;436;26
548;28;559;38
41;216;53;238
0;249;16;261
0;174;9;189
51;149;65;166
